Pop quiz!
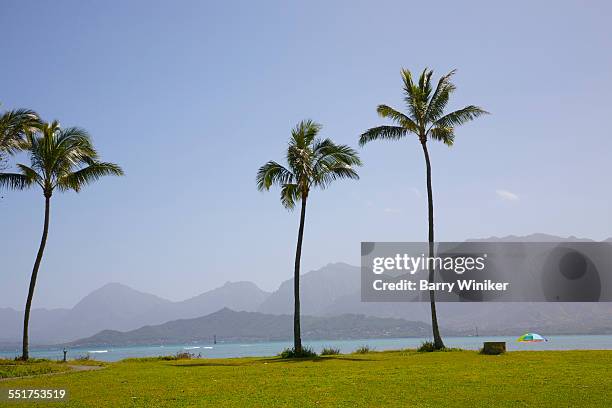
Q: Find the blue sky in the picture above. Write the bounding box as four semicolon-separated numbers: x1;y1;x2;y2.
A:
1;1;611;309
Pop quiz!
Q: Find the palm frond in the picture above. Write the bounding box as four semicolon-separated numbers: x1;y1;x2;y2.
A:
0;108;40;154
16;164;43;187
0;173;34;190
401;68;432;123
313;139;362;167
312;140;361;188
418;68;434;102
376;105;418;132
280;183;301;209
291;120;321;148
359;126;407;146
434;105;489;128
400;69;420;122
314;164;360;189
428;127;455;146
426;70;456;122
256;161;294;191
56;162;123;192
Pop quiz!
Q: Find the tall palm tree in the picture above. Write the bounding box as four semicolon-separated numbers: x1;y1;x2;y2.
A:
359;69;488;349
0;108;40;170
0;121;123;360
257;120;361;354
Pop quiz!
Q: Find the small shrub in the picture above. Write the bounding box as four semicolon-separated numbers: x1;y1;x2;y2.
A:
418;341;463;352
123;352;201;362
321;347;340;356
278;346;317;359
174;351;199;360
418;341;436;352
158;355;179;361
353;345;373;354
75;354;91;361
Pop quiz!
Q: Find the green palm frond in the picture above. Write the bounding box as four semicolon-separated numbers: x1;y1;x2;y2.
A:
280;183;300;209
256;161;294;191
312;140;361;188
400;69;420;121
16;164;44;187
313;139;362;167
0;108;41;154
56;127;97;157
0;173;34;190
57;162;124;192
425;70;456;122
434;105;489;128
359;126;407;146
291;120;321;148
376;105;418;131
428;127;455;146
314;164;360;189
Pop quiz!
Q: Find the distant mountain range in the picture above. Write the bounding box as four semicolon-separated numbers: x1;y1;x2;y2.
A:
0;281;269;344
1;234;611;346
68;308;431;347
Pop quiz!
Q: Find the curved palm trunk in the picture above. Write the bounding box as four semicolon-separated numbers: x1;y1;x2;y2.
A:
22;193;51;360
293;194;308;353
421;141;445;349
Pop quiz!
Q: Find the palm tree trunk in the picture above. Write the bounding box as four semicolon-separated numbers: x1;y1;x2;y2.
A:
293;194;308;354
22;193;51;360
421;141;445;350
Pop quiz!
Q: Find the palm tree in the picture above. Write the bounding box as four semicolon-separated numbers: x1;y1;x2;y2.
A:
257;120;361;354
0;108;40;170
0;121;123;360
359;69;488;349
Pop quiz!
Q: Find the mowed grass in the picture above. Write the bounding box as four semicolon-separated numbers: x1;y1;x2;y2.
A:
1;350;611;407
0;359;72;379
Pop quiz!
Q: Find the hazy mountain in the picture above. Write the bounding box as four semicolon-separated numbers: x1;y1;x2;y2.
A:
1;281;270;344
467;233;596;242
160;281;270;321
258;262;360;315
68;308;431;347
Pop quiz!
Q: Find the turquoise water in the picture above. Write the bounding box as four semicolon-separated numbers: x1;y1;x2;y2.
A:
1;335;611;362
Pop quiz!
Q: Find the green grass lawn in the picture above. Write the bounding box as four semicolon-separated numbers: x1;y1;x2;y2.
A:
1;350;610;407
0;359;74;379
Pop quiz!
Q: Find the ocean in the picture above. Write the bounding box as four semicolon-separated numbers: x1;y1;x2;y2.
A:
1;334;611;362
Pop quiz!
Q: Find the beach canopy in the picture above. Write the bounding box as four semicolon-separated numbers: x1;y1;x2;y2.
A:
516;332;547;342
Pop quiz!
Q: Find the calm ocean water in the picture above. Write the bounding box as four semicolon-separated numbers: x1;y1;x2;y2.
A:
1;335;611;362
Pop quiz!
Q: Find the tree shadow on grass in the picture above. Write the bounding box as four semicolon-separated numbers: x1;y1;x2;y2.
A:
168;356;375;367
255;356;375;364
169;362;240;368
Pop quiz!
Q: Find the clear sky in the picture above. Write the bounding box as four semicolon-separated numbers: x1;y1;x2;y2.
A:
1;1;611;309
